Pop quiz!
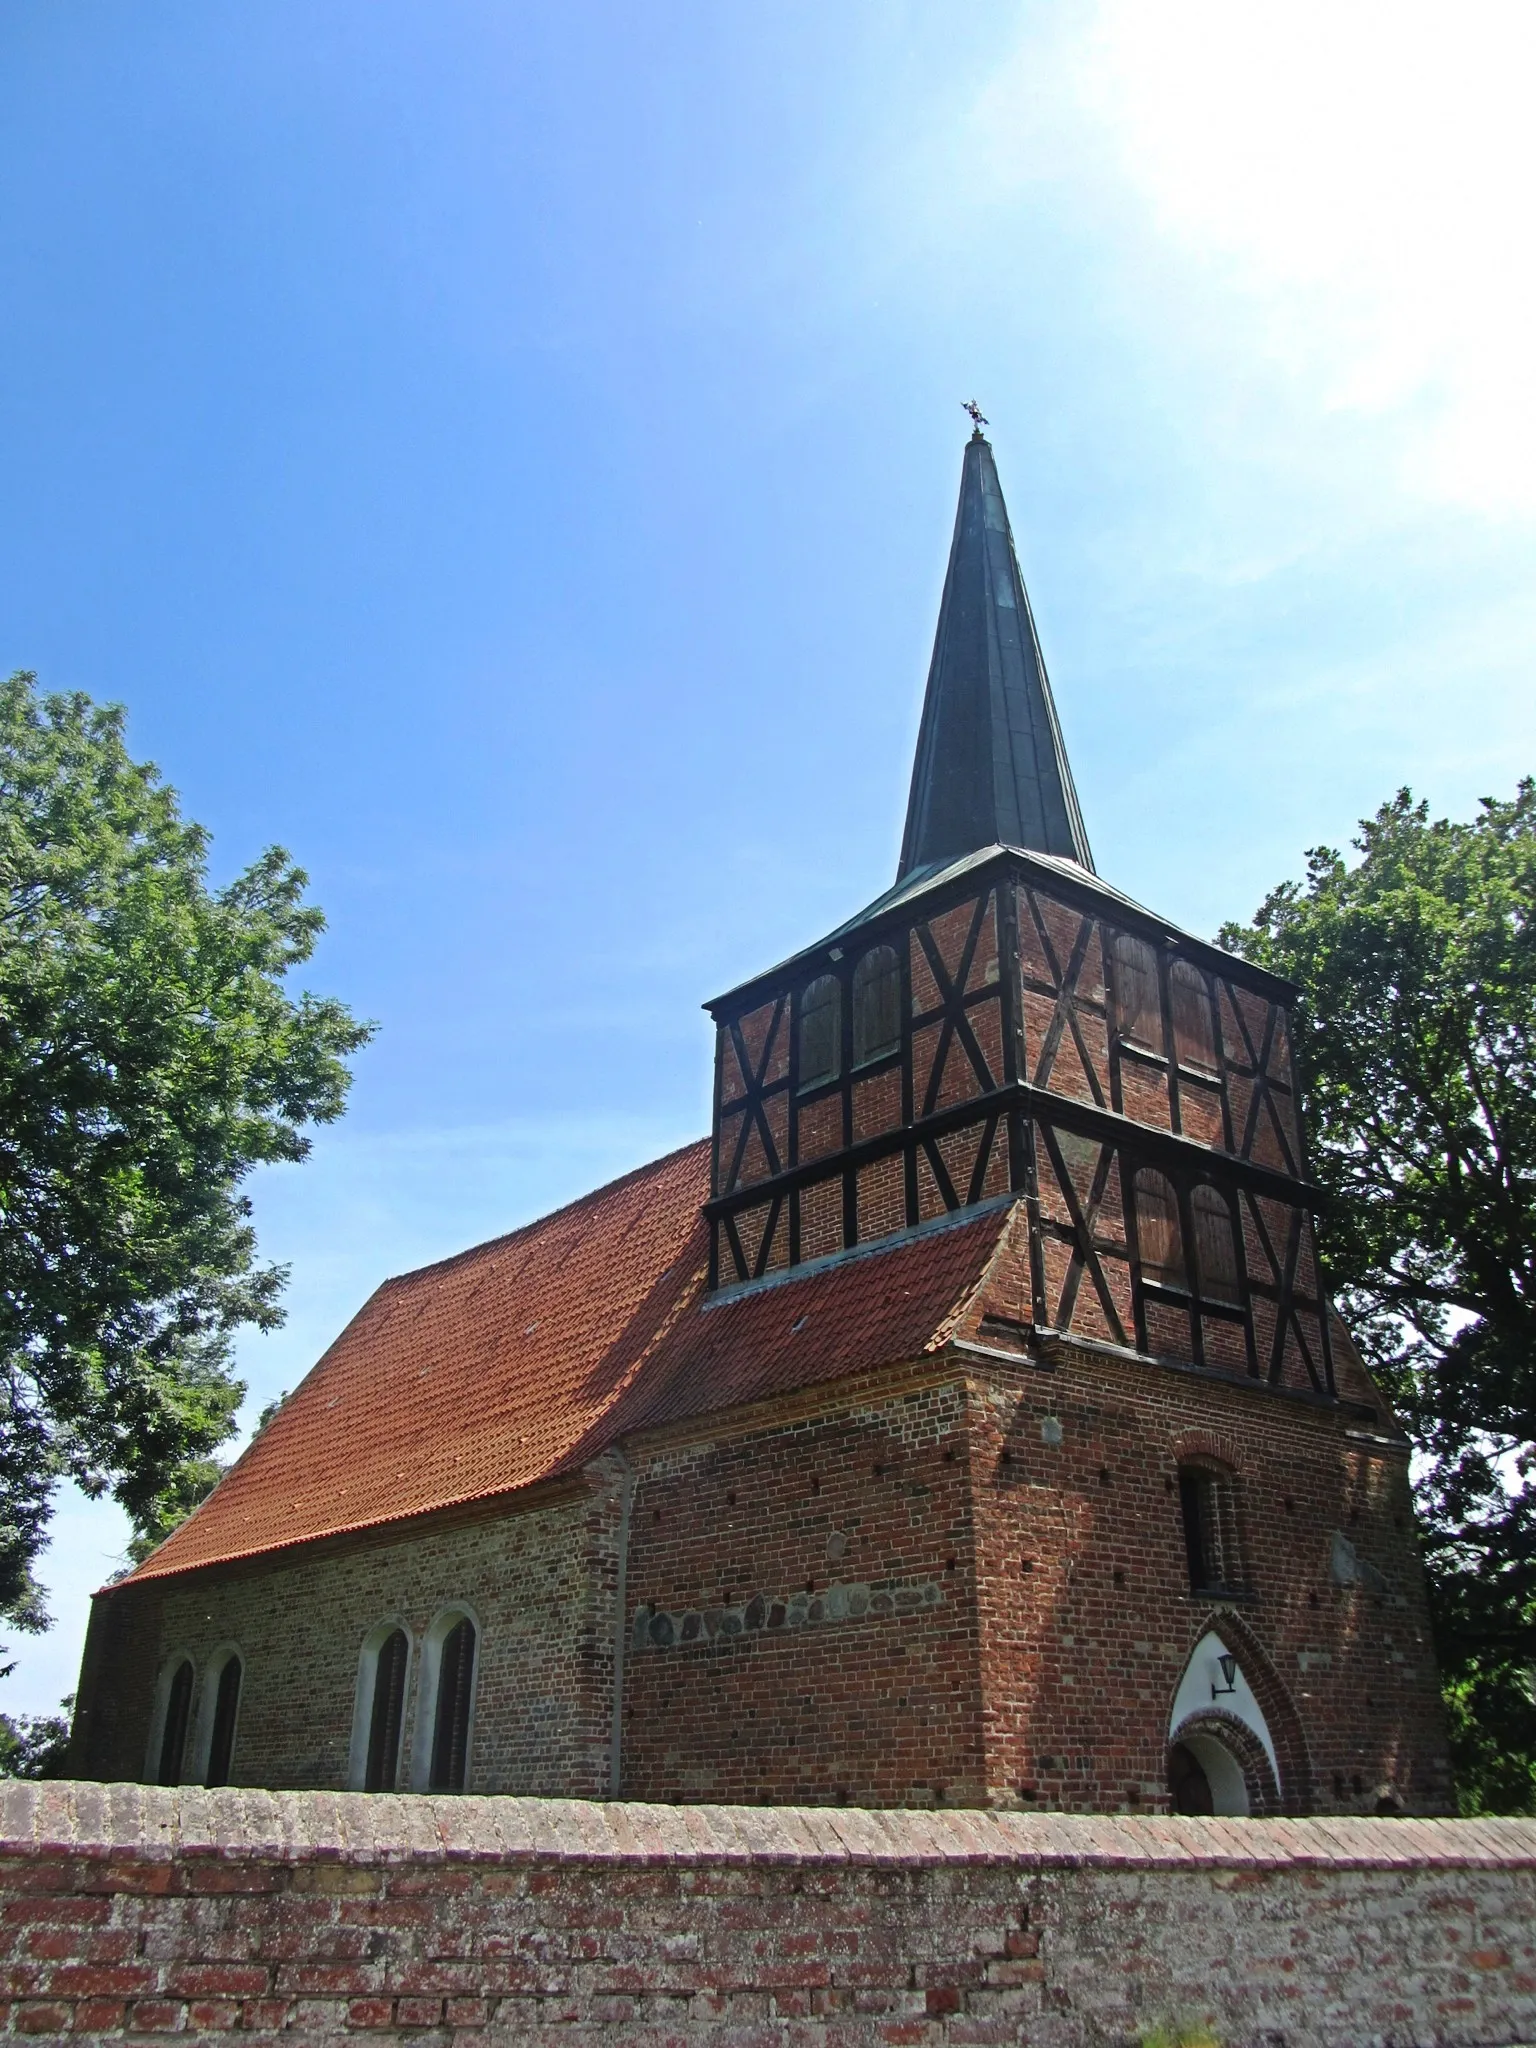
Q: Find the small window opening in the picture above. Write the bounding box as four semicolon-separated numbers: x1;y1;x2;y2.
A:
429;1617;477;1793
1178;1465;1244;1596
1192;1184;1242;1304
1170;959;1217;1069
204;1655;242;1788
798;974;841;1091
364;1629;409;1793
1134;1169;1185;1288
851;945;901;1067
156;1660;193;1787
1112;934;1162;1051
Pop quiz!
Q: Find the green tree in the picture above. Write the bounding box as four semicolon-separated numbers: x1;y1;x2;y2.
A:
0;672;372;1630
0;1695;74;1778
1222;781;1536;1813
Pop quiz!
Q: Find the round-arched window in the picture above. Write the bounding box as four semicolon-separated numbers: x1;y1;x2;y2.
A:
1133;1169;1185;1288
851;946;900;1067
798;974;841;1091
1170;960;1216;1070
1191;1184;1242;1304
155;1658;194;1787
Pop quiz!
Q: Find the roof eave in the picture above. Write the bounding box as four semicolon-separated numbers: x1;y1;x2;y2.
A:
704;844;1297;1017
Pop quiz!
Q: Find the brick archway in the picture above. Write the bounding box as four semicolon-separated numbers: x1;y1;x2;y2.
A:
1169;1708;1282;1816
1176;1610;1314;1815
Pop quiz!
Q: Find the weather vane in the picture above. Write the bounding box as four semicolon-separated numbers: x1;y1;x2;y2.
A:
962;399;989;435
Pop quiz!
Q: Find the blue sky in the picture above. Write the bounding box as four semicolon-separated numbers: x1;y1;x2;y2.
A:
4;0;1534;1715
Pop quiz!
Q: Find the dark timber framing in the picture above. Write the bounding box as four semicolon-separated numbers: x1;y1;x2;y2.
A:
705;845;1335;1401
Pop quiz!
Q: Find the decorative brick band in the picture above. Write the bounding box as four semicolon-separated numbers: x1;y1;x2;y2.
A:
2;1784;1533;2043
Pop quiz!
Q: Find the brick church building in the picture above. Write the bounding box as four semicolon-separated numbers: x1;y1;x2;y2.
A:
72;428;1451;1818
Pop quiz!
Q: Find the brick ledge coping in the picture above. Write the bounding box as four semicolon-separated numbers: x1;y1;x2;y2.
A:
4;1784;1534;1872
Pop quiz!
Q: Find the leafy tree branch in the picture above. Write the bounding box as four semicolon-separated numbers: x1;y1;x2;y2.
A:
0;672;373;1625
1222;780;1536;1813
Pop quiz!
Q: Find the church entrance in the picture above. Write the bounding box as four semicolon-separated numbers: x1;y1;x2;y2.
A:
1168;1732;1249;1815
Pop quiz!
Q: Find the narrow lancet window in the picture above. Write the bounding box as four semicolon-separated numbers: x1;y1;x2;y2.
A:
1192;1185;1242;1304
851;946;900;1067
1112;935;1162;1051
429;1617;477;1793
204;1655;242;1788
1178;1464;1244;1595
156;1659;193;1787
1134;1169;1185;1288
1170;960;1217;1069
365;1629;410;1793
798;974;841;1090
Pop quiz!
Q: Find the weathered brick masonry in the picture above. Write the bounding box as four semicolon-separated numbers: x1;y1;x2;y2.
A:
1;1785;1532;2045
75;1324;1445;1813
74;1482;622;1798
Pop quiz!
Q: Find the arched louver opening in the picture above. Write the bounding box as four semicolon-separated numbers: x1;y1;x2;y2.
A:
1170;960;1216;1070
429;1617;477;1793
156;1660;193;1787
798;974;841;1091
1133;1169;1185;1287
1192;1184;1242;1304
364;1629;410;1793
1112;934;1162;1051
204;1656;242;1788
851;945;901;1067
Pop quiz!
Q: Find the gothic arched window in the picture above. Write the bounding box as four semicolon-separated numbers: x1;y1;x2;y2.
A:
1191;1184;1242;1304
428;1615;477;1793
203;1653;243;1788
852;946;900;1067
1113;934;1162;1051
1134;1169;1185;1288
364;1628;410;1793
1170;960;1217;1070
155;1658;194;1787
798;974;841;1091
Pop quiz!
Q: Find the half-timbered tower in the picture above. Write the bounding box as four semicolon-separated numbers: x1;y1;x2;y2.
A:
72;429;1450;1822
708;429;1332;1402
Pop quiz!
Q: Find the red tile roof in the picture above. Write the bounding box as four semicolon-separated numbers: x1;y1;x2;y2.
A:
131;1141;1013;1582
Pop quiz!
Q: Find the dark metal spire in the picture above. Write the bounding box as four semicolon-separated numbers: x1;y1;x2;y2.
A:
898;430;1093;879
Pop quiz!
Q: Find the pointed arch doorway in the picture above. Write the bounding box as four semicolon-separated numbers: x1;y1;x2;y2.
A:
1167;1628;1290;1816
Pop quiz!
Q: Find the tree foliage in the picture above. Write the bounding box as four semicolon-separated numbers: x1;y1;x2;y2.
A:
0;673;372;1625
0;1696;73;1779
1222;781;1536;1813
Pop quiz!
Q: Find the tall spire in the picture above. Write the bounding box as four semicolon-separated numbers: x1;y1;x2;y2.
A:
898;430;1094;879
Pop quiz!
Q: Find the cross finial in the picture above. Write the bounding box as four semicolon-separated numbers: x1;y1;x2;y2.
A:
962;398;989;437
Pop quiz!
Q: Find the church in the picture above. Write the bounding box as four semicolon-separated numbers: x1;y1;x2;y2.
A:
71;427;1452;1818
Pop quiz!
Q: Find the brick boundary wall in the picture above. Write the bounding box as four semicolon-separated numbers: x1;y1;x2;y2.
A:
1;1786;1534;2045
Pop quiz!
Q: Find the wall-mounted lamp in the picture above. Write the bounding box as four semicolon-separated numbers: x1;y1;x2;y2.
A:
1211;1652;1238;1699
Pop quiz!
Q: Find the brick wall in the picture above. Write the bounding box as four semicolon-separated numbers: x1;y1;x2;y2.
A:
620;1373;984;1808
961;1337;1450;1815
1;1785;1531;2045
73;1335;1450;1818
72;1480;620;1799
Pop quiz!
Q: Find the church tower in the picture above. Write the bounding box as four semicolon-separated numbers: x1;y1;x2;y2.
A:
698;424;1449;1815
707;424;1333;1401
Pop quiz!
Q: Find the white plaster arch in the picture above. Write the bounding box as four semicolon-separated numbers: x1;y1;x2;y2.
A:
1169;1629;1280;1813
188;1641;245;1787
143;1650;198;1786
347;1617;416;1792
408;1603;483;1794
